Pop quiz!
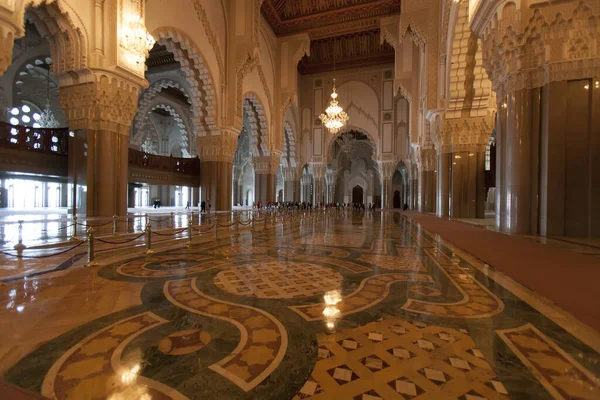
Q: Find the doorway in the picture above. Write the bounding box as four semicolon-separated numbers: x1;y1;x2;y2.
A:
352;185;364;204
393;190;401;208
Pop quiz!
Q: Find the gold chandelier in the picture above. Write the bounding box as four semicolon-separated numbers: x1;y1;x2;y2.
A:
319;37;348;134
123;15;155;63
123;1;155;64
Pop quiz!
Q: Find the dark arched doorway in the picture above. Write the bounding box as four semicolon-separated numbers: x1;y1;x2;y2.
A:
393;190;401;208
352;185;364;204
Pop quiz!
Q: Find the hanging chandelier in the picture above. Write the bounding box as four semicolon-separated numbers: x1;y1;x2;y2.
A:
319;37;348;134
123;1;155;63
38;60;60;129
123;16;155;63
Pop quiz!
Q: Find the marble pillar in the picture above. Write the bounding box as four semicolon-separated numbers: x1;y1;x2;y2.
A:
497;88;540;234
418;170;426;212
84;129;129;217
451;151;486;219
436;153;451;217
425;170;436;213
200;160;233;211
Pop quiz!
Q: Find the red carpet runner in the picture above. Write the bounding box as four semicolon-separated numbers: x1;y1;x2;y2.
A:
404;212;600;332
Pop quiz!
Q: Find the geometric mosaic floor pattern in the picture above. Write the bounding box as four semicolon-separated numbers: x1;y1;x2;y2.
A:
1;211;599;399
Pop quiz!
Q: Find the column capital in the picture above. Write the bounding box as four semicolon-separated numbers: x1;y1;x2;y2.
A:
253;153;280;174
479;1;600;96
310;162;325;179
197;130;239;162
443;116;493;153
59;70;145;135
282;166;296;181
377;160;398;180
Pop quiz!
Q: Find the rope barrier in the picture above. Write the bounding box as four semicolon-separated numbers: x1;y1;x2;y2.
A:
95;232;146;245
152;228;187;236
217;222;237;228
81;220;114;228
41;223;75;232
192;224;214;233
0;240;86;258
238;220;253;226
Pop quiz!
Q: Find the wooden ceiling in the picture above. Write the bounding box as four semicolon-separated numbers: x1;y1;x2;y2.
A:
261;0;399;73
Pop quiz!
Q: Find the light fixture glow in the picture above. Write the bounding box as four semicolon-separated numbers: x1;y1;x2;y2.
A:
122;14;155;64
319;79;349;134
10;117;19;125
21;105;30;113
10;108;19;116
21;115;30;123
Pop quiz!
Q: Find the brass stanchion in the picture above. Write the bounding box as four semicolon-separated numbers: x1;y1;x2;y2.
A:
13;220;26;257
186;217;193;247
145;222;154;255
113;215;118;235
72;216;79;240
86;228;98;267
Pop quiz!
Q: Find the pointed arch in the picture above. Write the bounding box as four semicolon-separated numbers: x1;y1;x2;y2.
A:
243;92;269;157
152;27;219;136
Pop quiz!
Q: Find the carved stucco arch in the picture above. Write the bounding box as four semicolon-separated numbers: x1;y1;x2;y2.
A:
281;121;296;168
25;0;90;78
134;78;192;136
243;92;269;157
152;27;218;136
132;98;192;149
326;126;378;165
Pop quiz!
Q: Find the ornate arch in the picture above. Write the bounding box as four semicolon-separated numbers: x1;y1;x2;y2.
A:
132;100;192;150
281;122;296;168
134;78;191;135
243;92;269;157
326;126;378;164
152;27;218;136
25;1;89;76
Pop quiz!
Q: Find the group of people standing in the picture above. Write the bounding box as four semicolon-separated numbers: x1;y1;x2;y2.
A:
250;201;377;211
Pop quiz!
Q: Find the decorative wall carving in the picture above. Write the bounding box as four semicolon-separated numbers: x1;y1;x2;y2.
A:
481;2;600;96
244;92;270;157
154;28;218;136
197;130;238;162
190;0;224;80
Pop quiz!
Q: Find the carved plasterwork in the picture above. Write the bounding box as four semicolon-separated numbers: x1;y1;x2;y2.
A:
244;92;270;157
310;161;325;179
235;51;260;119
253;153;280;174
443;115;493;153
481;2;600;96
377;159;398;180
26;1;89;75
154;28;219;136
197;130;238;162
190;0;224;80
133;78;191;136
59;72;142;135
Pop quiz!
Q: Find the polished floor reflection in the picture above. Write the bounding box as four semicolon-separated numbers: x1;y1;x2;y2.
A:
1;211;599;399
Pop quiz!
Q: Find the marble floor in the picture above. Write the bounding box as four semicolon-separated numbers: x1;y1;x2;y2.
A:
1;211;599;399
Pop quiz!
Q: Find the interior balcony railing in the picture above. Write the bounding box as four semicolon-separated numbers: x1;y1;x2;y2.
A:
128;148;200;176
0;121;68;155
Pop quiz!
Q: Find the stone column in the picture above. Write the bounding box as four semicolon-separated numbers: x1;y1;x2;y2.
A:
59;73;142;217
496;88;540;233
232;166;242;207
436;151;451;217
198;131;238;211
378;160;397;210
282;166;297;202
253;154;280;204
311;162;325;205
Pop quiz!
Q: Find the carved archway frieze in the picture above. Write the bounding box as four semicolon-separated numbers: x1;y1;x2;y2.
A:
243;92;270;157
153;27;219;136
480;2;600;96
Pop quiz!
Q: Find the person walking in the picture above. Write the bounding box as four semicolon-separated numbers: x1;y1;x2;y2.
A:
200;200;206;213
